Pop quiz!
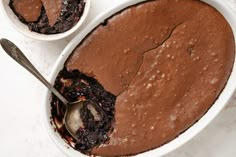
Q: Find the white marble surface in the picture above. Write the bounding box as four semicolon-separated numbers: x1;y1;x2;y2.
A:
0;0;236;157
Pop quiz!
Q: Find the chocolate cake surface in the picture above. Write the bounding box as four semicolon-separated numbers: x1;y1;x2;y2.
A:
11;0;42;22
9;0;86;34
41;0;62;26
52;0;235;156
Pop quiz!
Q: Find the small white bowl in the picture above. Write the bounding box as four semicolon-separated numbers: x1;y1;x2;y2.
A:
0;0;91;41
43;0;236;156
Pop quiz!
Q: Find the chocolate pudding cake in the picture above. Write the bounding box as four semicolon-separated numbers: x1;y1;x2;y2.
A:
9;0;86;34
51;0;235;156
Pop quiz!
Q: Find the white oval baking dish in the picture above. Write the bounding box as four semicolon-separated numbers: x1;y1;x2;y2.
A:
43;0;236;156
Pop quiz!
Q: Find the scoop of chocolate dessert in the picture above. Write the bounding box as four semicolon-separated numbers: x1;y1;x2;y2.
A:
9;0;86;34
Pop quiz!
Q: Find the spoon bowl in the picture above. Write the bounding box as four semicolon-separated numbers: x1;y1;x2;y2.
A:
64;101;84;139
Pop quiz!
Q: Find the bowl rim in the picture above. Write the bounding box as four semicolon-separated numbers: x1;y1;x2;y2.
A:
43;0;236;156
0;0;91;41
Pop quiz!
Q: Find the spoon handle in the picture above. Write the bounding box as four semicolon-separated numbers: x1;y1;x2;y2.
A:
0;38;68;105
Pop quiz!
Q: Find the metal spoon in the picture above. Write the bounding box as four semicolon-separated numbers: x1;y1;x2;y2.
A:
0;38;84;140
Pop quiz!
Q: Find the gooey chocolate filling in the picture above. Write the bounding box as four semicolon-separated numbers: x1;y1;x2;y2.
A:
51;68;116;154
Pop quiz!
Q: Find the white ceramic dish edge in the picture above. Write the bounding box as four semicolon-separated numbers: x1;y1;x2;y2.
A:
0;0;91;41
43;0;236;157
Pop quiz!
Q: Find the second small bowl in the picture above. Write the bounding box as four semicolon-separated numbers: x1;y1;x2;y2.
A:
0;0;91;41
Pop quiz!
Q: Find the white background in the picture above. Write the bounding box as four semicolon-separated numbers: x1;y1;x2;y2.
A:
0;0;236;156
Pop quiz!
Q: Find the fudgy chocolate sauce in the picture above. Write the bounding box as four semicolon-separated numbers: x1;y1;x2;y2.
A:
51;68;116;154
